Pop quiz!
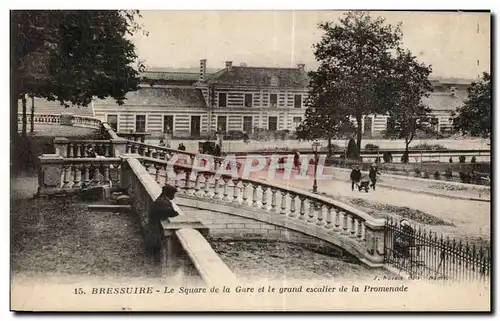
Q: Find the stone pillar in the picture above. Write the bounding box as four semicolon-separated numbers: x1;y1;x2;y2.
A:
37;154;64;195
53;137;69;157
160;216;209;274
363;218;386;265
112;138;128;156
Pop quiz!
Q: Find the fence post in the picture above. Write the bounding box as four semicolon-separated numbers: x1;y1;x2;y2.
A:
37;154;64;195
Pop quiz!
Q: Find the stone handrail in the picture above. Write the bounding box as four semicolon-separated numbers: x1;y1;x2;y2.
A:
124;140;241;170
120;156;239;284
38;155;122;194
70;115;102;129
138;156;386;265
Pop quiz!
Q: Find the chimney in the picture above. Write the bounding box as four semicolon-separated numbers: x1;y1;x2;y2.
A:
297;63;305;72
199;59;207;82
225;61;233;71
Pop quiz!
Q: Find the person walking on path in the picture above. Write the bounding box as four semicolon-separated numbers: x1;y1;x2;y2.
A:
369;163;381;190
350;165;362;191
293;150;301;170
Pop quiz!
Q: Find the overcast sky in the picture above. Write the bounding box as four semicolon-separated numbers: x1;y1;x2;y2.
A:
131;10;491;79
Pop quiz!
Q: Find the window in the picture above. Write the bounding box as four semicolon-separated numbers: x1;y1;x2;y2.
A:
294;94;302;108
243;116;253;133
270;76;279;87
163;115;174;133
106;114;118;131
293;117;302;127
218;93;227;107
135;115;146;132
217;116;227;132
268;116;278;131
244;93;253;107
270;94;278;107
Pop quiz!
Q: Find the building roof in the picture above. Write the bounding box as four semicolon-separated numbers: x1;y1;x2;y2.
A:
139;71;200;82
422;93;464;111
94;87;207;108
205;66;309;88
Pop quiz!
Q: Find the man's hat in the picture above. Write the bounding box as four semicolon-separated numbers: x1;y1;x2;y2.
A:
161;184;178;196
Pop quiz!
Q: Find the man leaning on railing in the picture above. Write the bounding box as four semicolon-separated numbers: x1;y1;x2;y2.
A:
146;184;180;262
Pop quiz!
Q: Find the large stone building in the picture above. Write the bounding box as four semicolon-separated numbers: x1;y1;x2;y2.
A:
27;59;470;139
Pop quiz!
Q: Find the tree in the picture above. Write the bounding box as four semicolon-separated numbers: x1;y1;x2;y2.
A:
451;72;491;138
296;71;354;156
383;49;434;163
309;11;404;154
11;10;145;141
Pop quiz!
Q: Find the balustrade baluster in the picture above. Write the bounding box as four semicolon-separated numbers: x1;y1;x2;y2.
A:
92;165;100;185
155;165;162;184
325;206;333;229
261;186;268;210
279;190;287;215
232;179;240;203
62;165;72;188
270;189;278;212
222;177;231;201
299;196;306;220
110;163;120;185
102;144;108;157
67;143;74;158
102;164;110;185
242;182;250;205
342;212;349;234
307;201;316;223
251;184;258;207
174;170;182;189
316;204;325;227
357;220;364;240
204;174;212;198
184;170;192;192
213;176;221;199
144;162;152;174
350;218;358;238
193;172;202;196
289;194;297;217
163;166;169;185
72;164;82;188
74;143;81;158
333;209;341;232
82;164;90;187
126;143;131;153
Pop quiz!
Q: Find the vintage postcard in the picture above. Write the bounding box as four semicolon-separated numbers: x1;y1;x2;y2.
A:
10;9;491;312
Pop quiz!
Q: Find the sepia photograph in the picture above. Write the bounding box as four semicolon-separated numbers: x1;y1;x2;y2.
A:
8;7;492;312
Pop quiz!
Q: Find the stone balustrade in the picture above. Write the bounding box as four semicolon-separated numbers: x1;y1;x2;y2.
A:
53;138;116;158
18;112;102;129
38;155;122;194
137;157;386;266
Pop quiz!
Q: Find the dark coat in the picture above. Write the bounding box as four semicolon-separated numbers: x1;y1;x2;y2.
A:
146;196;179;251
350;169;361;181
369;168;379;180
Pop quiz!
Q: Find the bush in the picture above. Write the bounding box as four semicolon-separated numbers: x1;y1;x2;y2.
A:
459;155;466;163
414;167;422;176
364;143;379;150
422;171;430;179
471;156;477;163
449;157;453;163
346;138;359;160
383;151;393;163
433;171;441;179
444;168;453;178
409;143;447;151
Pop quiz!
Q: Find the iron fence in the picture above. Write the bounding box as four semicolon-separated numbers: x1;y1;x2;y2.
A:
384;218;491;283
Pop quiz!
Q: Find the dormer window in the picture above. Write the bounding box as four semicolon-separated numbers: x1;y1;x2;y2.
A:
270;76;279;87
